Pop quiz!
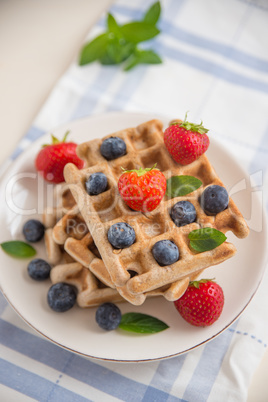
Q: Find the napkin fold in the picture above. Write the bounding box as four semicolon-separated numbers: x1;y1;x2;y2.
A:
1;0;268;400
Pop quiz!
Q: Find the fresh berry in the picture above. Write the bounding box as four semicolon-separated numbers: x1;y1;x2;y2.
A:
200;185;229;215
107;222;135;249
118;165;166;212
23;219;45;242
35;131;84;183
95;302;122;330
47;283;77;312
170;201;196;227
100;137;126;160
164;113;210;165
152;240;179;266
85;172;108;195
27;258;51;281
174;279;224;327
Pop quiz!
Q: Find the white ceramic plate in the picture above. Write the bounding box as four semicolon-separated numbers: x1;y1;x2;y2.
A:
0;112;267;362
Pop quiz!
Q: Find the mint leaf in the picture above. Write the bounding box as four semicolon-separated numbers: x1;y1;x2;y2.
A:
121;22;160;44
143;1;161;25
79;33;109;65
1;241;36;258
118;312;169;334
188;228;227;252
124;49;162;71
166;176;202;198
101;40;135;65
107;13;122;38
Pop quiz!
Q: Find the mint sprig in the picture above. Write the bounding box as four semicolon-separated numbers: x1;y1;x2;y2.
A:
79;1;162;71
118;312;169;334
166;175;202;198
1;241;36;258
188;228;227;252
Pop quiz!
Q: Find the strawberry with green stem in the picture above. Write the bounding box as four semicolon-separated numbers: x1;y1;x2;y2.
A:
164;113;210;165
118;164;166;213
174;279;224;327
35;131;84;184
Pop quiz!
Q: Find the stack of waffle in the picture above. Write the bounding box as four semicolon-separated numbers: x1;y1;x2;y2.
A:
44;119;249;307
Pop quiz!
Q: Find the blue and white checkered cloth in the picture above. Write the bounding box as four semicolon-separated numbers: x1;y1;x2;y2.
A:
1;0;268;400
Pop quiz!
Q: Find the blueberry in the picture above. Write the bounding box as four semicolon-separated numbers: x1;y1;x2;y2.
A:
95;302;121;330
27;258;51;281
108;222;135;249
23;219;45;242
100;137;126;160
47;283;77;312
85;172;108;195
200;185;229;215
170;201;196;227
152;240;179;266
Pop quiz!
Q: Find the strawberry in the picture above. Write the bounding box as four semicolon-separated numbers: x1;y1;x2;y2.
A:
35;131;84;183
118;164;166;213
174;279;224;327
164;113;210;165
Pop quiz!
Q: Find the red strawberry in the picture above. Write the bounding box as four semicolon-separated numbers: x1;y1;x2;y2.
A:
174;279;224;327
118;164;166;213
35;131;84;183
164;113;210;165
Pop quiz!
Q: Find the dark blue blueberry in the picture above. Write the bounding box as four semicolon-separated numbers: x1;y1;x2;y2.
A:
100;137;126;160
47;283;77;312
108;222;135;249
23;219;45;242
152;240;179;266
170;201;196;227
200;185;229;215
27;258;51;281
85;172;108;195
95;302;121;330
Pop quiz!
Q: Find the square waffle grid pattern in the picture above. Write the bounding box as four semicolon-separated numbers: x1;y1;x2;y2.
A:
64;119;249;304
45;183;193;306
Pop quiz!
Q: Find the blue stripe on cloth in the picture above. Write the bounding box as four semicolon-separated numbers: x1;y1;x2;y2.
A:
0;358;91;402
143;354;187;399
0;294;8;316
158;43;268;94
10;126;45;161
182;320;239;401
111;3;268;73
0;319;178;401
71;67;119;120
141;386;186;402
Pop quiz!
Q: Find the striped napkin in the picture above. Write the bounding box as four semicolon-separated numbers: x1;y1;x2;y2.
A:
1;0;268;400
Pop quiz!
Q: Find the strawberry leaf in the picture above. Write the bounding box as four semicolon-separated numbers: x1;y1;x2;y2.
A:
1;241;36;258
118;312;169;334
188;228;227;252
166;175;202;198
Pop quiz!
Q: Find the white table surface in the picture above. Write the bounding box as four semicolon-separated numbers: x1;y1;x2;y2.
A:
0;1;267;400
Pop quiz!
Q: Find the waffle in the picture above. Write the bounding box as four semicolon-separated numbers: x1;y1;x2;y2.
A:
50;262;125;307
49;185;201;305
63;119;249;303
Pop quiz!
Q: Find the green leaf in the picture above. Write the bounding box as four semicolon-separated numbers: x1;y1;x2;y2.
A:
107;13;122;38
1;241;36;258
118;312;169;334
79;33;109;66
166;175;202;198
101;40;135;65
124;49;162;71
188;228;227;252
143;1;161;25
121;22;160;44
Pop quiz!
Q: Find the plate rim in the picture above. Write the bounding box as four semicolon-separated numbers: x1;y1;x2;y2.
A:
0;111;267;362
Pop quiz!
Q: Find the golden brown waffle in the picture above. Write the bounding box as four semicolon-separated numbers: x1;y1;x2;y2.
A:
63;119;249;304
50;262;125;308
43;183;77;229
44;228;75;265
